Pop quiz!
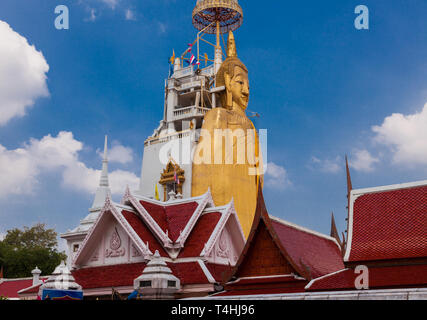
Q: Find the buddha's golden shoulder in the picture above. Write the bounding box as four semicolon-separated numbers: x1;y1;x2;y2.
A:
202;107;229;129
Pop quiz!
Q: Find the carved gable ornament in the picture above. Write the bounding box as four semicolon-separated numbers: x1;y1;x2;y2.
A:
106;227;125;258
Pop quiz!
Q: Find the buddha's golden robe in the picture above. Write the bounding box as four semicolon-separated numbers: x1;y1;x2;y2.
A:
191;107;262;238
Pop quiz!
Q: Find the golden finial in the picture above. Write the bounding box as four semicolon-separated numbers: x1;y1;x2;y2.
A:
227;31;237;57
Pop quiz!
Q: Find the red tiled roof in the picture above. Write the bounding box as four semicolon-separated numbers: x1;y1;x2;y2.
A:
228;275;303;286
220;274;307;296
205;263;232;283
348;185;427;262
168;262;209;285
121;210;168;257
271;219;345;279
72;263;146;289
306;264;427;291
0;278;46;298
72;261;218;288
178;212;221;258
139;200;199;242
18;282;45;295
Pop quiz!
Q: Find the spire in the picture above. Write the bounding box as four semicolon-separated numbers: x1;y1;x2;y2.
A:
91;135;112;209
100;135;109;187
345;154;352;197
330;212;343;251
330;212;339;239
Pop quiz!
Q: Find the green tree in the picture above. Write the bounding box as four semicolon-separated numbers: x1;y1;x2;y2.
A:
0;223;67;278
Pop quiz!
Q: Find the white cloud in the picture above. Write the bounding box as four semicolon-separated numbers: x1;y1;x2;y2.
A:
100;0;119;10
125;9;136;21
350;149;379;172
86;8;97;22
0;131;139;199
0;20;49;126
264;162;291;190
373;103;427;166
310;156;342;174
97;141;134;164
158;22;167;34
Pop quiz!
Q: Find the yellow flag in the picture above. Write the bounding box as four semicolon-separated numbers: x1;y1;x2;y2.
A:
170;49;175;64
155;183;160;201
204;53;208;66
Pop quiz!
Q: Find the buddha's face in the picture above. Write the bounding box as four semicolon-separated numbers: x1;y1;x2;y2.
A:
225;65;249;112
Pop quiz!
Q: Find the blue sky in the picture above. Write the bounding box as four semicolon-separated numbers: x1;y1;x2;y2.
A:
1;0;427;249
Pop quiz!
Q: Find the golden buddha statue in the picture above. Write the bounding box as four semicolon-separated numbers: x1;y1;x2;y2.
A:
191;31;263;238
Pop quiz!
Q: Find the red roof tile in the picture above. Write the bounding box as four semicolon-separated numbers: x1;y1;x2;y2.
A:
72;263;146;289
178;212;221;258
121;210;168;257
18;283;43;294
228;275;304;286
271;219;345;279
139;200;199;242
168;262;209;285
205;263;232;283
72;261;219;288
348;185;427;262
0;278;37;298
307;264;427;291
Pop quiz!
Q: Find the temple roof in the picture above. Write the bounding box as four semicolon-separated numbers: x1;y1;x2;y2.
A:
306;265;427;291
226;188;344;283
345;180;427;263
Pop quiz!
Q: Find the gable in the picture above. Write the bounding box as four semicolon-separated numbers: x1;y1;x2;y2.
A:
74;212;147;268
235;220;296;278
205;213;245;266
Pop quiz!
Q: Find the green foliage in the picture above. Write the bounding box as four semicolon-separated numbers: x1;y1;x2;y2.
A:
0;223;67;278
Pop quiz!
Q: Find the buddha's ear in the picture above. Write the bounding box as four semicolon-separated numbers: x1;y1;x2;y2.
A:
224;72;232;108
224;72;231;89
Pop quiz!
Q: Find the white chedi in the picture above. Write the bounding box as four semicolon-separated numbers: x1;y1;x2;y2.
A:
133;250;180;299
41;261;82;291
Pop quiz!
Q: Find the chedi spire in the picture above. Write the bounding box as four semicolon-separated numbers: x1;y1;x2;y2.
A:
91;135;112;209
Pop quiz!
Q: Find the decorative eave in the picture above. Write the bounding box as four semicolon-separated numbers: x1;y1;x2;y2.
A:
223;187;313;283
72;196;152;268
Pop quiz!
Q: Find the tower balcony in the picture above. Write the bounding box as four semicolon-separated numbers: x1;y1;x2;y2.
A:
173;105;211;121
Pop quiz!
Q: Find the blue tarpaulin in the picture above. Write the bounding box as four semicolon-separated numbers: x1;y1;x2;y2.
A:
42;288;83;300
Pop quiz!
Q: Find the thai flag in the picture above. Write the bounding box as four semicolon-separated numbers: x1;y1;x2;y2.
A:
189;54;200;66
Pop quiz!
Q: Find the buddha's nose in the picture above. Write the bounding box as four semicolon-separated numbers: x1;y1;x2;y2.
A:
242;82;249;95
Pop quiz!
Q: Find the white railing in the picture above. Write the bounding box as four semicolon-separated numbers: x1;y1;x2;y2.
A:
144;130;193;147
173;105;210;119
173;66;193;79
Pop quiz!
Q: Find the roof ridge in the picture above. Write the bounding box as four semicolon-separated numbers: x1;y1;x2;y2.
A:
269;215;340;246
351;179;427;196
